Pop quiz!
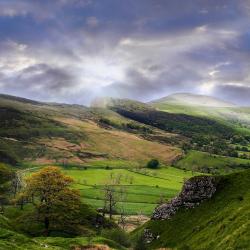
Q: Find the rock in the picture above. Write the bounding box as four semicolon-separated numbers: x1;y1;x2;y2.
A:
144;228;155;243
152;176;217;220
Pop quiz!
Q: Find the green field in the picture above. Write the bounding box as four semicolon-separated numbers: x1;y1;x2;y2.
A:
60;166;196;215
176;150;250;174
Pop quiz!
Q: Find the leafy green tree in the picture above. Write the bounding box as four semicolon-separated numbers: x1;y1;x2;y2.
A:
25;166;81;236
147;159;160;169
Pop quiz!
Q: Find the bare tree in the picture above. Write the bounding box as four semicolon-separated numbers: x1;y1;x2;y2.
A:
103;184;117;219
118;186;128;230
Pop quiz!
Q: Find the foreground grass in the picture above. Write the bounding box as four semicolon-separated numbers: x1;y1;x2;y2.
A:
135;170;250;250
0;227;123;250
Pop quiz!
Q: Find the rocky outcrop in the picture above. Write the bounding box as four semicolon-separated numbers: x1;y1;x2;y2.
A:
152;176;217;220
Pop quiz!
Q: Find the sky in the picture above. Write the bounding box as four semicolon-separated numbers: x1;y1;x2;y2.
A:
0;0;250;105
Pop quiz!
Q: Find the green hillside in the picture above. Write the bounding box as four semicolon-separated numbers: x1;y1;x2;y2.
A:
0;94;181;167
134;170;250;250
175;150;250;174
151;94;250;134
109;98;235;138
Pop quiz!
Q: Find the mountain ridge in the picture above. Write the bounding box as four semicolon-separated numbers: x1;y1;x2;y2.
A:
150;92;236;107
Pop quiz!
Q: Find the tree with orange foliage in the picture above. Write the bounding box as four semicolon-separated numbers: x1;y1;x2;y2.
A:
25;166;81;236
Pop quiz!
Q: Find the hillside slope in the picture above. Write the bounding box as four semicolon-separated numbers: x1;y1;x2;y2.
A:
151;93;250;133
151;93;235;107
108;98;235;138
0;94;181;167
136;170;250;249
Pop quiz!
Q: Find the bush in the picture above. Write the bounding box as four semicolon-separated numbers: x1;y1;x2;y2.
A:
147;159;160;169
134;234;148;250
101;228;131;247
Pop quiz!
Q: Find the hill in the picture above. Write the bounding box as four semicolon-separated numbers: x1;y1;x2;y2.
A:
175;150;250;174
134;170;250;249
1;93;249;173
151;93;250;134
0;94;181;167
108;98;235;138
151;93;235;107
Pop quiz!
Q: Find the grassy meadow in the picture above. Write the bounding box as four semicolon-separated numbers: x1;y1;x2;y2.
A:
176;150;250;174
24;164;197;215
63;166;196;215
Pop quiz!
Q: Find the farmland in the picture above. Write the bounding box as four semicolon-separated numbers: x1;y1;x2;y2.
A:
26;165;196;215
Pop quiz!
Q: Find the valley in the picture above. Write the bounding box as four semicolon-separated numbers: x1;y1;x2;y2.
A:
0;93;250;249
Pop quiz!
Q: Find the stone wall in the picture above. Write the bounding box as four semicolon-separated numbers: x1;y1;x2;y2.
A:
152;176;217;220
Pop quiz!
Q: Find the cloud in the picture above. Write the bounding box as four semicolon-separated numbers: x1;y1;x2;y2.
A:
0;0;250;105
214;84;250;106
0;0;92;20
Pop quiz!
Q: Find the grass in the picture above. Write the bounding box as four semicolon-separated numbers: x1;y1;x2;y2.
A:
36;236;126;250
153;102;250;135
83;159;140;168
0;94;181;166
0;223;123;250
175;150;250;174
60;166;196;215
135;170;250;250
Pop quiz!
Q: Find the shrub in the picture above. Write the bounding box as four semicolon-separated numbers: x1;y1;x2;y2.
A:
147;159;160;169
101;228;131;247
134;234;147;250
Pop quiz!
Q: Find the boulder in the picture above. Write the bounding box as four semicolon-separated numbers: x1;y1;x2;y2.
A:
152;176;216;220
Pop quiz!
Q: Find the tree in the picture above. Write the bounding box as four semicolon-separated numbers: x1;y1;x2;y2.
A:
25;166;81;236
146;159;160;169
102;174;128;220
0;163;14;213
118;186;128;230
103;184;117;219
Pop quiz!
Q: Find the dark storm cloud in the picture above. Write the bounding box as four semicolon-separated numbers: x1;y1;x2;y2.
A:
0;63;79;102
16;64;76;91
0;0;250;105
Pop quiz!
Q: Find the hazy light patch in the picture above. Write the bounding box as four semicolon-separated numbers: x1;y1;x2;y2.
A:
78;57;126;88
199;82;216;95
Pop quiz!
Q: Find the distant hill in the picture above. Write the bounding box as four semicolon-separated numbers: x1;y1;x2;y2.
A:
108;98;235;138
151;93;235;107
151;93;250;133
0;93;249;172
0;93;181;166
